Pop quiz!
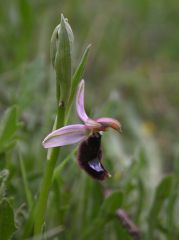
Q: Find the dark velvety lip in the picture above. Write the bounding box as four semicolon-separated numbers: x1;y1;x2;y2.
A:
77;132;110;180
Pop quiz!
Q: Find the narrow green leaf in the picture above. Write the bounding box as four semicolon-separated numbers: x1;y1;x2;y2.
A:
99;191;123;218
22;201;36;239
81;191;123;240
19;152;33;209
0;106;18;153
135;178;145;224
71;44;91;94
148;175;173;237
166;157;179;239
0;199;16;240
114;219;133;240
66;44;91;120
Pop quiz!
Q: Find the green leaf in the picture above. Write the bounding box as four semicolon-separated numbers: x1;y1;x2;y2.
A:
19;152;33;209
54;14;73;104
166;157;179;239
0;106;19;153
66;44;91;120
135;178;145;224
114;219;133;240
22;202;36;239
0;199;16;240
81;191;123;240
148;175;173;237
99;191;123;218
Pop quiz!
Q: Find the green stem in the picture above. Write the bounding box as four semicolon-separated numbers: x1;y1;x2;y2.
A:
19;152;33;209
33;103;65;236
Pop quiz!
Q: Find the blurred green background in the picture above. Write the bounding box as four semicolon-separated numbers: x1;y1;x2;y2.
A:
0;0;179;239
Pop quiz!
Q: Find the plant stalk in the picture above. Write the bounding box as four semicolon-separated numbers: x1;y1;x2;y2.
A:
33;103;65;236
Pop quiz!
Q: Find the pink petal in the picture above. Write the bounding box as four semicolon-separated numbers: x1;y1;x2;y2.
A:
95;117;122;132
42;124;88;148
76;79;89;122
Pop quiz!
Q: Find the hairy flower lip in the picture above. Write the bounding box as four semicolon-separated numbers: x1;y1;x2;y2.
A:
77;132;111;180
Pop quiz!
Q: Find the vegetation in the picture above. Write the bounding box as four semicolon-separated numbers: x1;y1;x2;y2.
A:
0;1;179;239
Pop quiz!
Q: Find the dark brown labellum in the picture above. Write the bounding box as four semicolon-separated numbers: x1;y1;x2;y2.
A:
77;132;110;180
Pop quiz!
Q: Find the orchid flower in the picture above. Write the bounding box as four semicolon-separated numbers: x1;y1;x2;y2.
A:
43;80;121;180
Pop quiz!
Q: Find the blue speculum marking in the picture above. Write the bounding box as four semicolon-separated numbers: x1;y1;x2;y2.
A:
88;158;104;172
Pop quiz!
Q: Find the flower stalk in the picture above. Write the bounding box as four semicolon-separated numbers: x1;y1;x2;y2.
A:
33;14;72;236
34;104;65;235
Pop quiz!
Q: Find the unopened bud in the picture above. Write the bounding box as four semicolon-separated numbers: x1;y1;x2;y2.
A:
50;14;74;104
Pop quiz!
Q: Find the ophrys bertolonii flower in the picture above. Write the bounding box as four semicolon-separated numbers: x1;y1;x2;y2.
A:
43;80;121;180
